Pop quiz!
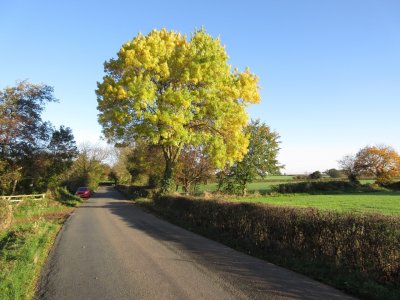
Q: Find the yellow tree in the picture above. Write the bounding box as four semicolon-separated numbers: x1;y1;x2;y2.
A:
354;145;400;184
96;28;260;192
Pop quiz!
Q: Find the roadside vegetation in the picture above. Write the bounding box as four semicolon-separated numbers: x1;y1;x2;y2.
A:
0;190;80;300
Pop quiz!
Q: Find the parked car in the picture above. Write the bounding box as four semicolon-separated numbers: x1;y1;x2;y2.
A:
75;187;91;198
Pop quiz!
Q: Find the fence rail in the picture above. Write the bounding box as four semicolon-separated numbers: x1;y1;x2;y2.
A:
0;194;46;203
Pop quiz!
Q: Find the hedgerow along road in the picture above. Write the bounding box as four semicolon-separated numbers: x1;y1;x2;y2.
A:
36;186;355;299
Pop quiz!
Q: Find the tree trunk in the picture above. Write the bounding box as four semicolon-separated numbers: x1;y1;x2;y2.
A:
241;179;248;196
161;158;175;194
12;179;18;195
183;182;190;196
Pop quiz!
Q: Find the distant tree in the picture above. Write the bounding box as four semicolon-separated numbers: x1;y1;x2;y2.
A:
64;143;111;191
354;145;400;184
174;146;215;195
109;170;119;185
222;120;283;196
109;147;133;184
0;81;57;193
96;28;260;193
125;139;165;187
338;154;360;183
325;168;342;178
309;171;322;180
46;126;78;186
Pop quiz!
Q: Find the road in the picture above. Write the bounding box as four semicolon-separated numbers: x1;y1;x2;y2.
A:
36;186;355;300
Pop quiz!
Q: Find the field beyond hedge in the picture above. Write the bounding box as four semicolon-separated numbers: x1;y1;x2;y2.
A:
236;192;400;215
195;178;400;216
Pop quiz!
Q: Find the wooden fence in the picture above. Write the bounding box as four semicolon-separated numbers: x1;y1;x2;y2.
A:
0;193;46;203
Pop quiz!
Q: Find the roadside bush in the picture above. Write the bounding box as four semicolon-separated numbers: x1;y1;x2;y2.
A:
48;187;81;207
294;175;308;180
273;180;363;194
308;171;322;179
148;196;399;299
326;168;342;178
115;185;155;199
383;181;400;191
0;199;12;231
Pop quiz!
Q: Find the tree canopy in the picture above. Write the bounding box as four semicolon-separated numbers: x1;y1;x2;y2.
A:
221;120;282;195
96;28;260;191
339;145;400;184
354;145;400;184
0;81;77;194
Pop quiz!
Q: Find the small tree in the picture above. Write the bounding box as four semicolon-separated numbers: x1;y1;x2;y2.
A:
46;126;78;187
174;146;215;195
354;145;400;184
110;147;135;185
309;171;322;180
338;154;360;183
64;143;111;191
222;120;283;195
325;168;342;178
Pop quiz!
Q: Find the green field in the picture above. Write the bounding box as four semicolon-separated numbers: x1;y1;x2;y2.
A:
230;192;400;215
198;177;399;194
193;177;400;216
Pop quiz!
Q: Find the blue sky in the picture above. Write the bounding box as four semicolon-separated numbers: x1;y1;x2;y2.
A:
1;0;399;173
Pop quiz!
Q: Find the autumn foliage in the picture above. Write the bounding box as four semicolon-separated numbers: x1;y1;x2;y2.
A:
354;145;400;184
96;28;260;192
339;145;400;184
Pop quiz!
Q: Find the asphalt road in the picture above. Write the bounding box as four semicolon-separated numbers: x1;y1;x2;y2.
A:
36;186;355;300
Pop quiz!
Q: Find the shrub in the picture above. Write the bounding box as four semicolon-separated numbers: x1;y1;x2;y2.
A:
48;187;81;206
273;180;362;194
383;181;400;191
147;196;400;298
294;175;307;180
0;199;12;231
326;168;342;178
309;171;322;179
115;185;155;199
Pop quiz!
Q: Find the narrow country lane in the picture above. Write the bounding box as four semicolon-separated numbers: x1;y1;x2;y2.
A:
36;187;355;300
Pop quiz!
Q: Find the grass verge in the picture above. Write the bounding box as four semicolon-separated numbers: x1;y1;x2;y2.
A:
0;191;80;300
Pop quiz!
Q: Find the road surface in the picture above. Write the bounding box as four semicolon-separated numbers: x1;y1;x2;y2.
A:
36;186;355;299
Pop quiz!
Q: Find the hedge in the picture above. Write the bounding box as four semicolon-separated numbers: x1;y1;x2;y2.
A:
146;195;399;299
273;180;363;194
116;185;154;199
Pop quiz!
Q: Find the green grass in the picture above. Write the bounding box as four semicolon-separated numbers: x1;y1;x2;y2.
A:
193;178;400;216
0;197;75;300
233;192;400;215
195;177;400;194
195;181;284;194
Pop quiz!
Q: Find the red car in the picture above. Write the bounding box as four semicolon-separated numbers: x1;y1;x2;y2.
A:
75;187;91;198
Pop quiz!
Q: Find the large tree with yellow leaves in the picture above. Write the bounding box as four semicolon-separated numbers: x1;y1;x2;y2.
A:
96;28;260;192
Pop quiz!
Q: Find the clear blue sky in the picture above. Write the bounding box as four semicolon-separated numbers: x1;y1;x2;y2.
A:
1;0;399;174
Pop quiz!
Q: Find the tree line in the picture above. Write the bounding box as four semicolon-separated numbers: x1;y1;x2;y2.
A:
2;28;399;196
0;81;111;195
